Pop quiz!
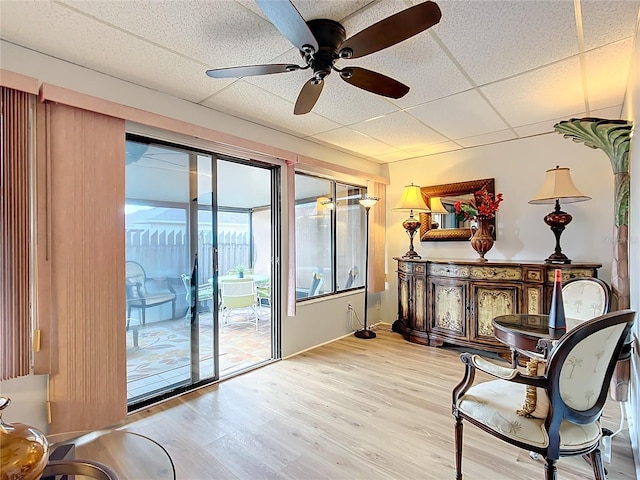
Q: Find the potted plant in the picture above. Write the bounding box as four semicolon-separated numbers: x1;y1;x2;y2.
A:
235;264;245;278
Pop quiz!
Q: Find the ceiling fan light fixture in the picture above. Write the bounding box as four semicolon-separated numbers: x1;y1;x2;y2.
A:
205;0;441;114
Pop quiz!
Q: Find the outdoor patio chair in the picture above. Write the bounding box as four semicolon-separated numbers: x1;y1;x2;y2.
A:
308;271;323;296
257;282;271;312
126;261;176;325
344;266;358;289
180;273;214;324
220;279;259;330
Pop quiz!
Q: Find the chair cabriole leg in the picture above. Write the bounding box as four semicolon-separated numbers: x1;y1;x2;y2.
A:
589;448;606;480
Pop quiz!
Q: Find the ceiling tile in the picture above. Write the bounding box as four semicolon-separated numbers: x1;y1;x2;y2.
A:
310;127;398;157
60;0;293;68
403;141;463;158
0;1;222;102
480;57;585;127
305;78;401;125
202;81;341;137
240;0;374;26
589;105;624;120
581;0;640;50
434;0;578;85
372;150;416;163
407;89;510;139
351;111;447;150
513;104;623;138
513;113;584;138
353;34;475;109
455;129;517;148
584;38;634;111
340;1;473;108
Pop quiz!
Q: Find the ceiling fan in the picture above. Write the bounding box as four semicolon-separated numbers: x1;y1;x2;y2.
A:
206;0;442;115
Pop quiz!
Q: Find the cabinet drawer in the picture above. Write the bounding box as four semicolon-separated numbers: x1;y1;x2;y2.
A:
547;268;596;282
470;266;522;281
428;264;470;278
398;261;412;273
524;267;544;283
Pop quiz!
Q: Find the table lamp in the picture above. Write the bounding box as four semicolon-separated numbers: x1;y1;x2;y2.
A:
529;166;590;264
393;183;430;258
428;196;449;229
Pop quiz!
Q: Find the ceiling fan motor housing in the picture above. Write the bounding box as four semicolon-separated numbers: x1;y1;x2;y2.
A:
301;19;346;79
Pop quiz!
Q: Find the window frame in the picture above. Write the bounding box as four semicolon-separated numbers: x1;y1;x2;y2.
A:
294;173;366;302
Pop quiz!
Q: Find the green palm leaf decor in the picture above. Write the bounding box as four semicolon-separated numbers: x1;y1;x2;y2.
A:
553;117;633;309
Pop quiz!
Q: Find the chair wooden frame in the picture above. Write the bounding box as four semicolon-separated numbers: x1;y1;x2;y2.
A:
452;309;636;480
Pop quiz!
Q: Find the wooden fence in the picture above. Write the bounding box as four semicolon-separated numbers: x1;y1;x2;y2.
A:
125;229;250;282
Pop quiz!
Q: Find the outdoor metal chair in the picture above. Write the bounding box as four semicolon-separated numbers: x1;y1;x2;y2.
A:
308;271;323;296
344;266;358;289
180;273;214;324
220;279;259;330
125;261;176;325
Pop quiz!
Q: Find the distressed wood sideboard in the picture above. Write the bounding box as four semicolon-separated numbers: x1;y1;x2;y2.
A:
394;258;601;355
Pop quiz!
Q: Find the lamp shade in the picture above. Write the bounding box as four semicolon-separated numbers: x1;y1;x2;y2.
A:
429;196;449;214
529;167;591;205
393;184;430;212
359;195;379;209
321;198;334;210
312;196;331;216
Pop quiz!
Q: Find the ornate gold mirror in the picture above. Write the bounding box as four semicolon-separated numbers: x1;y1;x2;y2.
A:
419;178;495;241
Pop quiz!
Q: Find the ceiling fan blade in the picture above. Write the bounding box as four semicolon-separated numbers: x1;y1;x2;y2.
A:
206;64;301;78
294;78;324;115
256;0;319;53
339;1;442;59
340;67;409;99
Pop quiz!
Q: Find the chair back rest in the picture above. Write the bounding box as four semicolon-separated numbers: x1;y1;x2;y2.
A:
181;274;193;303
344;266;358;289
222;280;256;308
562;277;611;323
546;309;635;421
309;272;323;296
126;261;147;296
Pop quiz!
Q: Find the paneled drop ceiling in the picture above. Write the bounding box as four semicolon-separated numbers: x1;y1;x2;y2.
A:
1;0;638;164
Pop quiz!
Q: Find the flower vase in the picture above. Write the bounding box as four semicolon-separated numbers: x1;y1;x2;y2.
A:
470;215;495;262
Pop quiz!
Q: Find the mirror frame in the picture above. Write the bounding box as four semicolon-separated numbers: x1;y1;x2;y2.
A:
419;178;495;241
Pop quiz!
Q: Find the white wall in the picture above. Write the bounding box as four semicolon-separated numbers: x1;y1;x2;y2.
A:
0;375;48;432
382;133;615;322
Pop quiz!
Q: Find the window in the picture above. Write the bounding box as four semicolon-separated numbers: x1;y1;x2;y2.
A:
295;174;366;299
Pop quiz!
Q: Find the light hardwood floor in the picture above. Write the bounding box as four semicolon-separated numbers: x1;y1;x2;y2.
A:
117;327;637;479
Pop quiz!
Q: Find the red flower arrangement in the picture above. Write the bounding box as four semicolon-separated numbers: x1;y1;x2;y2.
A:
455;189;503;221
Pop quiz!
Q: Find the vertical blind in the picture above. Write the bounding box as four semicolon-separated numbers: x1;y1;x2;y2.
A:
1;87;32;380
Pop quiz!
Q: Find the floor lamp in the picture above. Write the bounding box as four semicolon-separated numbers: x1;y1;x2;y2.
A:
354;194;379;339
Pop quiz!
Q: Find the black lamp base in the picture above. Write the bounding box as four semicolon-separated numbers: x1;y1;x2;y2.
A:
354;329;377;339
545;253;572;264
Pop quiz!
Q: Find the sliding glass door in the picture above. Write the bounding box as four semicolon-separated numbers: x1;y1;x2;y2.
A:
125;138;279;408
